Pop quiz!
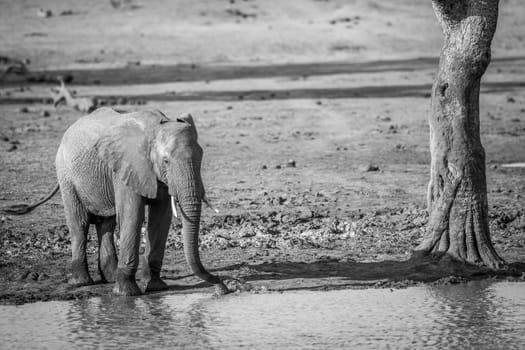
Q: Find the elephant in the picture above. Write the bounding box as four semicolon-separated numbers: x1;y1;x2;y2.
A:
3;107;229;295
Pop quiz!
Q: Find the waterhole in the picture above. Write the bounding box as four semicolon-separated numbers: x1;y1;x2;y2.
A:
1;281;524;349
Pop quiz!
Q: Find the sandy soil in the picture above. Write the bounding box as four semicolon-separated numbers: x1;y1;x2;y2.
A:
1;0;524;304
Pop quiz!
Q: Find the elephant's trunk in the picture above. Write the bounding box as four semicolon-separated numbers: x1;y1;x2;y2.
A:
176;197;222;284
169;160;222;285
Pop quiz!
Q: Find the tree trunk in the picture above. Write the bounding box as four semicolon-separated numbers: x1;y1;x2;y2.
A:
415;0;504;268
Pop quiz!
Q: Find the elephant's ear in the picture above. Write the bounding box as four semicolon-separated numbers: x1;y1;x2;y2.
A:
95;121;157;198
176;113;198;139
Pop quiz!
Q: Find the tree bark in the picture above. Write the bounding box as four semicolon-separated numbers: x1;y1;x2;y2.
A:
415;0;504;268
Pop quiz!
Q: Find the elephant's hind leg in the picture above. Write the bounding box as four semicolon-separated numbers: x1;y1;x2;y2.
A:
61;185;93;286
141;197;171;292
95;216;118;283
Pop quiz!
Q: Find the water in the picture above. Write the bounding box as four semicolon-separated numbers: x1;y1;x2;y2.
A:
1;281;524;349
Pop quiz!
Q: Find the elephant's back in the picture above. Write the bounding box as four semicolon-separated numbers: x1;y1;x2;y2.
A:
61;108;126;147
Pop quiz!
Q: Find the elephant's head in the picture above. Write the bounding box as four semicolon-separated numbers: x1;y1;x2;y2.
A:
96;110;226;290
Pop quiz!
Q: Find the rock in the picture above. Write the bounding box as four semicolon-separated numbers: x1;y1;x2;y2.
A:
19;107;29;113
27;272;39;281
376;115;391;122
261;165;267;169
17;271;30;281
41;110;50;117
59;10;74;16
297;207;313;220
359;163;380;172
507;96;516;103
238;226;256;238
37;8;53;18
286;159;296;168
387;125;398;133
275;164;281;169
395;144;406;151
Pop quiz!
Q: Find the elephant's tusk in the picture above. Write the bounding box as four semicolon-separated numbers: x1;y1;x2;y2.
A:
171;196;178;218
202;195;219;213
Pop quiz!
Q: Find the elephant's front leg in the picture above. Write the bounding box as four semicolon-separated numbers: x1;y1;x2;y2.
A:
141;194;171;292
113;183;145;296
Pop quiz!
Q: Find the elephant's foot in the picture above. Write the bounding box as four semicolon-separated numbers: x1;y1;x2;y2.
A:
68;275;94;287
142;275;168;293
138;256;168;292
69;260;94;286
112;269;142;296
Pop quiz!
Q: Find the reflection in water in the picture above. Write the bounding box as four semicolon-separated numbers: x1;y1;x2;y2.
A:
65;294;214;349
0;282;524;349
429;281;525;349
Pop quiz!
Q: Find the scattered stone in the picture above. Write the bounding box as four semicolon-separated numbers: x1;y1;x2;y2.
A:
360;163;380;172
41;110;50;118
225;8;257;19
376;115;391;122
37;8;53;18
329;16;358;25
19;107;29;113
387;125;398;133
227;106;233;110
261;165;267;170
59;10;75;16
507;96;516;103
395;144;406;151
286;159;296;168
17;271;30;281
275;164;282;169
297;207;313;220
27;272;39;281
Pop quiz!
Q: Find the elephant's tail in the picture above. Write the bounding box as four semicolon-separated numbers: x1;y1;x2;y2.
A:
2;183;60;215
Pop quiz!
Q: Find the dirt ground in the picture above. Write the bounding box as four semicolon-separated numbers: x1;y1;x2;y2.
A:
1;0;524;304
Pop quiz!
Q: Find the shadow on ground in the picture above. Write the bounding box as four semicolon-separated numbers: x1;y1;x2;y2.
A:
216;255;525;291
